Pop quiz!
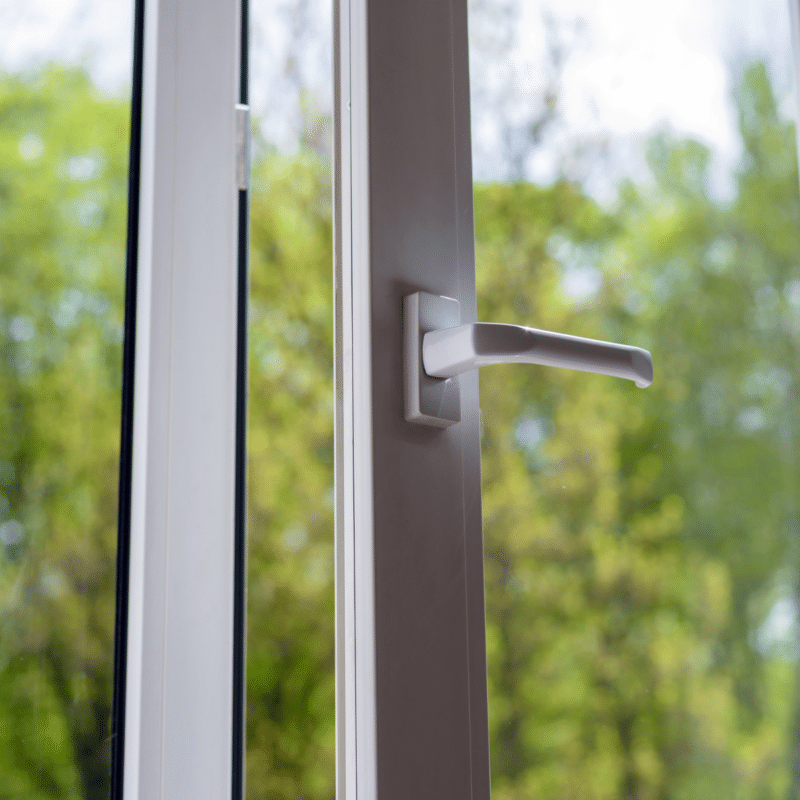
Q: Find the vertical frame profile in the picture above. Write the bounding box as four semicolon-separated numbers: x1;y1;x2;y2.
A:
121;0;245;797
334;0;375;793
334;0;491;797
232;0;250;797
110;0;147;795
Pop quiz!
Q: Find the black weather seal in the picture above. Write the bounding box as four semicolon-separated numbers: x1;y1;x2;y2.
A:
109;0;146;795
232;0;250;797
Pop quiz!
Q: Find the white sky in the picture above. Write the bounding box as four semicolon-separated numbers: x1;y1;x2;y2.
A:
0;0;134;91
469;0;797;185
0;0;795;183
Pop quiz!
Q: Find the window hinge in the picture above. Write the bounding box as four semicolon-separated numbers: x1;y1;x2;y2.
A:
235;104;251;191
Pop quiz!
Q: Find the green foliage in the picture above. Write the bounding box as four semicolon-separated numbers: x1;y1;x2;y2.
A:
477;61;800;800
1;60;799;800
245;150;336;800
0;66;129;800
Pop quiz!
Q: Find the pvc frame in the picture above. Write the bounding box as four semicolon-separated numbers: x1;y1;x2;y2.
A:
334;1;491;797
121;1;244;797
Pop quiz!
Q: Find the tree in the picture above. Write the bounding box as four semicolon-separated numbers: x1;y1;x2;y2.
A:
476;61;800;800
245;145;336;800
2;57;800;800
0;65;129;799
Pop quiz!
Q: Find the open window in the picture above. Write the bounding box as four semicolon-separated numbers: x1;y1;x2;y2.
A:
4;0;800;798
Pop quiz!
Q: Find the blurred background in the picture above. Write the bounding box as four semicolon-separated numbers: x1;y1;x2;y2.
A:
1;0;799;798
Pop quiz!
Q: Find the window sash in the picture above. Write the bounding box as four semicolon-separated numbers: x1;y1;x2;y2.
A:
334;1;491;797
121;1;244;796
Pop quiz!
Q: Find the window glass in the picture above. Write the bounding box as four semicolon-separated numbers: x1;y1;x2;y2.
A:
469;0;800;796
246;2;335;798
0;2;133;797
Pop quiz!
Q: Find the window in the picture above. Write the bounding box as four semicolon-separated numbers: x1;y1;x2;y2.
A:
3;0;800;798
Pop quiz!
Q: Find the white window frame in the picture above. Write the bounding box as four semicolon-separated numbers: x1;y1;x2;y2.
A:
334;0;491;797
113;1;800;797
119;0;490;798
121;0;245;797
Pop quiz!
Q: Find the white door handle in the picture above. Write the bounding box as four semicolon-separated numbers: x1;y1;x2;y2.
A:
404;291;653;427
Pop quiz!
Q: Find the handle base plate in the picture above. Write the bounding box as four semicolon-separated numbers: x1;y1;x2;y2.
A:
403;292;461;427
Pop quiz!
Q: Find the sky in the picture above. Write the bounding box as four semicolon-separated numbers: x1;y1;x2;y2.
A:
468;0;797;188
0;0;133;90
0;0;796;186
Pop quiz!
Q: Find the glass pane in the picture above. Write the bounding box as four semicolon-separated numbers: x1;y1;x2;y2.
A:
469;0;800;797
247;1;335;798
0;2;133;798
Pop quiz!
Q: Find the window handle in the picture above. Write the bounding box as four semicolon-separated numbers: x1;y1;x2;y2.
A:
404;291;653;428
424;323;652;386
